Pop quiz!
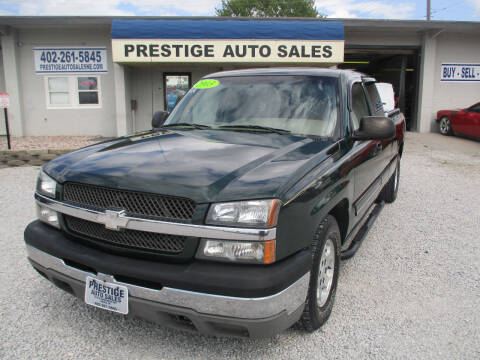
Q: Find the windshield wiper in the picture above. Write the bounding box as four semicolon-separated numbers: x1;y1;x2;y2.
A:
161;123;212;130
218;124;290;135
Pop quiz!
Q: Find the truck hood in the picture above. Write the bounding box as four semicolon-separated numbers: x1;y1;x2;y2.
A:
44;129;335;203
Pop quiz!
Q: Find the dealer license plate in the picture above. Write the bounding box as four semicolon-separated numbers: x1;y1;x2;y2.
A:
84;276;129;315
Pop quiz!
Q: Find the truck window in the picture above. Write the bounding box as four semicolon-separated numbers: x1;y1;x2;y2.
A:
166;75;340;137
351;83;370;130
365;83;385;116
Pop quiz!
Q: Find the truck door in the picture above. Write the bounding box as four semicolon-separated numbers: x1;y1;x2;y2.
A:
350;82;385;218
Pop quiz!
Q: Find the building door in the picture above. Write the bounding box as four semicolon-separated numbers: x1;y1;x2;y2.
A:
163;73;191;112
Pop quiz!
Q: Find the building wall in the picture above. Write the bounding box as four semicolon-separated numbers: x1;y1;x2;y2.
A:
417;31;480;132
1;21;478;137
0;49;5;92
432;32;480;128
345;30;421;47
0;49;6;135
16;27;117;136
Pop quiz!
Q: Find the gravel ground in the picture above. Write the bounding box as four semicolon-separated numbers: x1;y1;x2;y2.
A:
0;136;101;151
0;132;479;359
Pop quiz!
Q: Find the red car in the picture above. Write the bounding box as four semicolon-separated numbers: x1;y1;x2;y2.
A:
437;102;480;138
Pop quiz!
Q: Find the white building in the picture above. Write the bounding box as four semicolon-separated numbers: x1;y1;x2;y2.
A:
0;17;479;137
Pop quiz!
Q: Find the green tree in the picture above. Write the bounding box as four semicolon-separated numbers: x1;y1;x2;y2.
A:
215;0;321;18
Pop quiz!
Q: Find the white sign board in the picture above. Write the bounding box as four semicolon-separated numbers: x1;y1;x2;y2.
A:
0;93;9;108
112;39;344;64
85;276;128;315
441;63;480;82
33;47;108;74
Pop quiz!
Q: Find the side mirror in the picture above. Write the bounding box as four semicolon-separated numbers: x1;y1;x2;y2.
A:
152;111;169;128
353;116;395;141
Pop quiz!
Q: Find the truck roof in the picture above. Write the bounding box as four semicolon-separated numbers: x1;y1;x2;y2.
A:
204;67;366;82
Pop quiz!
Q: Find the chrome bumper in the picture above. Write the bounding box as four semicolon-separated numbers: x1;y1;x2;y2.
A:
26;245;309;320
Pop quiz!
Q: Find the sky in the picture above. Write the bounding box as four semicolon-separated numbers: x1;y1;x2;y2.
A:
0;0;478;21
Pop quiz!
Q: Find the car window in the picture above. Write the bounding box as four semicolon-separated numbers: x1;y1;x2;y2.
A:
365;83;385;116
351;83;370;130
468;104;480;113
166;75;340;137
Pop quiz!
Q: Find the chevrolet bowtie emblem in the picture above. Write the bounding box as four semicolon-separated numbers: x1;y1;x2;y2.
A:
102;209;129;231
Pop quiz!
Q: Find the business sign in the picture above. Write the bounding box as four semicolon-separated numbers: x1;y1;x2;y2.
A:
0;93;9;108
112;39;343;64
111;19;345;64
441;63;480;82
33;47;108;74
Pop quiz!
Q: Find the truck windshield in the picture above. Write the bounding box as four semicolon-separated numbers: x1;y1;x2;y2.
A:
165;75;339;137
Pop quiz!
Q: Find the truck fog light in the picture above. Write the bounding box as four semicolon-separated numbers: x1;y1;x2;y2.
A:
36;204;60;229
197;239;275;264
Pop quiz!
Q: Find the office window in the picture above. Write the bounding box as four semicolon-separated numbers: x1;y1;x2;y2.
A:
78;77;99;105
47;77;70;106
45;76;101;108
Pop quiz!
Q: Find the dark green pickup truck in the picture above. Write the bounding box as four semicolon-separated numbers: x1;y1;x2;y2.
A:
25;68;405;338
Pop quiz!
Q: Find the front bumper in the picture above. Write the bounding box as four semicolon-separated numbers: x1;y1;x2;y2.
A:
25;221;310;338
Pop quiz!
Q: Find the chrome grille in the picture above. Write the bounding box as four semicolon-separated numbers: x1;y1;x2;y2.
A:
62;182;196;222
64;215;186;253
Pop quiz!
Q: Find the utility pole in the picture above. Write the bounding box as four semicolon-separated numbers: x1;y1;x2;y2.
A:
427;0;431;20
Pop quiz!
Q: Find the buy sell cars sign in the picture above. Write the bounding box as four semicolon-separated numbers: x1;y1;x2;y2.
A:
111;19;344;64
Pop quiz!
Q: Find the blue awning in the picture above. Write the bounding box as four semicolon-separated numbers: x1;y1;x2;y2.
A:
111;19;344;41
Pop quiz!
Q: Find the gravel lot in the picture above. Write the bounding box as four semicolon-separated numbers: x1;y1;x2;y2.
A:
0;136;100;151
0;132;479;359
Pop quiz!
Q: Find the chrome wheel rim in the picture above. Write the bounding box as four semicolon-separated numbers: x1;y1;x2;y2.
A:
317;238;335;307
440;118;449;134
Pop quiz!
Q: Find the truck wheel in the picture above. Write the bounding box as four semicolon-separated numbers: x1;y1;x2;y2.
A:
381;157;400;203
301;215;341;332
439;116;452;135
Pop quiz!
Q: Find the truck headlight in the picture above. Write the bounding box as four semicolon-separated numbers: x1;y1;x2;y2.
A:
36;203;60;229
36;171;57;198
206;199;280;228
196;239;275;264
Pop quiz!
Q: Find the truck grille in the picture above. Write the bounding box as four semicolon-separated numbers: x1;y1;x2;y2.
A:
63;182;196;222
64;215;186;253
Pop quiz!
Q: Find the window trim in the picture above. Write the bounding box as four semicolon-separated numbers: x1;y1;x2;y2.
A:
349;81;371;132
45;75;102;110
467;103;480;113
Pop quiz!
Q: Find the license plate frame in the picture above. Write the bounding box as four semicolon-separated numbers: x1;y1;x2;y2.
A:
84;276;129;315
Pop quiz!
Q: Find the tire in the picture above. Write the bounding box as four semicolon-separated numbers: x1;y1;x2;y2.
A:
439;116;453;135
301;215;341;332
381;156;400;203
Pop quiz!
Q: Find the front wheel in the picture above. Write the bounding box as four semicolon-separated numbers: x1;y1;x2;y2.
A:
301;215;341;332
439;116;453;135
